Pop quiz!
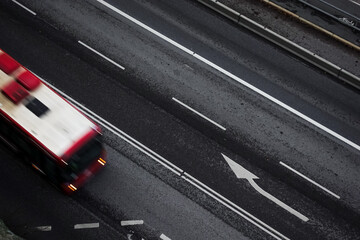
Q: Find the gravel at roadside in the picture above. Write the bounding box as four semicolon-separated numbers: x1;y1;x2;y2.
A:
0;220;23;240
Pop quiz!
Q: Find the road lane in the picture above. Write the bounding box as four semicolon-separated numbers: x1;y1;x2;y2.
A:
1;0;360;239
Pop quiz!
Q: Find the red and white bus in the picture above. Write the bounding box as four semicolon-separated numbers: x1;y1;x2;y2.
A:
0;49;106;194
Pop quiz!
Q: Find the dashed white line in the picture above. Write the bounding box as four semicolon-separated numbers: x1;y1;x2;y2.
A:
160;233;171;240
349;0;360;7
74;223;99;229
78;40;125;70
97;0;360;153
172;97;226;131
121;220;144;226
280;161;340;199
34;74;288;240
12;0;36;15
35;226;52;231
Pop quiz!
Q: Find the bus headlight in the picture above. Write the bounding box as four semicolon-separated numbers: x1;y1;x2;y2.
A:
98;158;106;166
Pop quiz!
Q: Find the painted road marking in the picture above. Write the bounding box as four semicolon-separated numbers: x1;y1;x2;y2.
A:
172;97;226;131
182;173;288;240
349;0;360;7
35;226;52;231
12;0;36;15
121;220;144;226
280;161;340;199
97;0;360;153
74;223;99;229
223;154;309;222
160;233;171;240
78;41;125;70
35;74;289;240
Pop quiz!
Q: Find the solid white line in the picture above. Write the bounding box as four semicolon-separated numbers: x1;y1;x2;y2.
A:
78;40;125;70
97;0;194;56
74;223;99;229
160;233;171;240
182;174;288;240
349;0;360;7
248;179;309;222
12;0;36;15
35;226;52;231
172;97;226;131
97;0;360;153
120;220;144;226
33;73;288;240
280;162;340;199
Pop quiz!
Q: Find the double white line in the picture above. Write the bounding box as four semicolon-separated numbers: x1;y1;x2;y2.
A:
35;74;289;240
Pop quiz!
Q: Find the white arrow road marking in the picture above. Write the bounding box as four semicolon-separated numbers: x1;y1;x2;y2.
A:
33;74;289;240
121;220;144;226
222;154;309;222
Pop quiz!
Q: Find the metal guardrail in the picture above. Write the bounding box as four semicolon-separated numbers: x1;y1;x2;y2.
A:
296;0;360;32
196;0;360;90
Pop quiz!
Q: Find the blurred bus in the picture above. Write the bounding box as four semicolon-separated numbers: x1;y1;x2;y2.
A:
0;49;106;194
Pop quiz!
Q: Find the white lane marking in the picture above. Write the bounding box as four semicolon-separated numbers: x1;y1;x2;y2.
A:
97;0;360;153
280;161;341;199
160;233;171;240
78;40;125;70
349;0;360;7
12;0;36;15
74;223;99;229
35;226;52;231
182;173;288;240
121;220;144;226
98;0;194;55
222;153;258;179
172;97;226;131
33;73;288;240
223;154;309;222
249;178;309;222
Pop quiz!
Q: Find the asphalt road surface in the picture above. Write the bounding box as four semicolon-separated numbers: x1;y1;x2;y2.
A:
0;0;359;239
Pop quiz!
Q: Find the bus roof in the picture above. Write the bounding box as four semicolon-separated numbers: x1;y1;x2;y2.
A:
0;50;98;161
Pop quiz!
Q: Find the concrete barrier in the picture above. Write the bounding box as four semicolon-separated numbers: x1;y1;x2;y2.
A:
196;0;360;90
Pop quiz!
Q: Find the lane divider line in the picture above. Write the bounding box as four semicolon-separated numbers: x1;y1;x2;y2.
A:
78;40;125;70
35;226;52;231
172;97;226;131
74;223;99;229
160;233;172;240
34;73;289;240
120;220;144;226
280;161;340;199
11;0;36;15
350;0;360;7
96;0;360;153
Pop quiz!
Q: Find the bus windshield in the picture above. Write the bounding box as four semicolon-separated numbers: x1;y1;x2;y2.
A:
65;135;103;176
